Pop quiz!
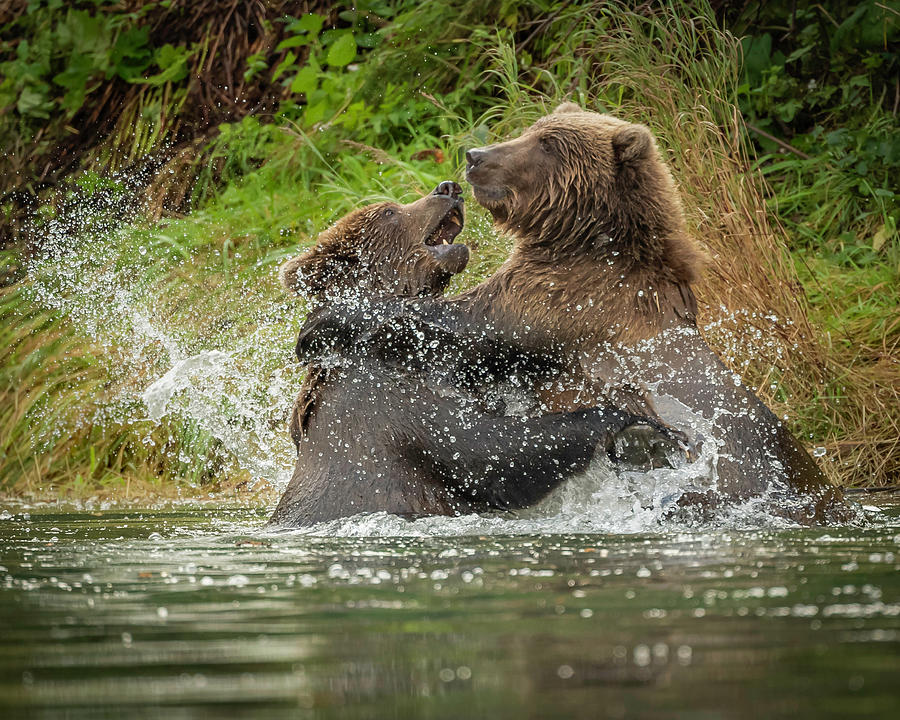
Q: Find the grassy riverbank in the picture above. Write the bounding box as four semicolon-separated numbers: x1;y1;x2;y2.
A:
1;1;897;499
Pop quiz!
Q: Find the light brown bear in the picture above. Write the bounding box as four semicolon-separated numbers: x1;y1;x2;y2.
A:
305;106;847;523
270;182;682;527
461;103;847;522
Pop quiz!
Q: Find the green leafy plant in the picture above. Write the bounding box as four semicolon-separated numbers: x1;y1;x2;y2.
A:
731;1;899;266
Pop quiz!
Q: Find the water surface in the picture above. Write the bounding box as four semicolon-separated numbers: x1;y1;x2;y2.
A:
1;501;898;718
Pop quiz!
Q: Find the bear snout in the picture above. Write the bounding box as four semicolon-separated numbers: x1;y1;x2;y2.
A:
434;181;462;198
465;147;504;196
465;148;487;170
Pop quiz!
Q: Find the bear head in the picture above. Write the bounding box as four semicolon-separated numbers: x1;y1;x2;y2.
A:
281;181;469;303
465;103;706;286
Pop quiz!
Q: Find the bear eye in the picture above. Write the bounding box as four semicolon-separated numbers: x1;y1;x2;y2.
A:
382;207;395;218
538;136;553;154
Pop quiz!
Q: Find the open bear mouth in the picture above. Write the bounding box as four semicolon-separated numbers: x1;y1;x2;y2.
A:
424;205;464;246
423;203;468;275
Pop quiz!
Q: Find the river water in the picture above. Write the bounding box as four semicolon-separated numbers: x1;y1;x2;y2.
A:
1;499;897;719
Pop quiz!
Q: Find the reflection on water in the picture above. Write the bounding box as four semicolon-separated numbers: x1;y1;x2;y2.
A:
1;501;898;719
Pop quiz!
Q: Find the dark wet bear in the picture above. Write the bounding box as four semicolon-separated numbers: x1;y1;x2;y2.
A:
270;183;681;528
305;107;847;523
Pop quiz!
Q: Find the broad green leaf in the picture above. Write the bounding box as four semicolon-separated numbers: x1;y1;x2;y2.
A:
277;35;311;51
776;98;801;123
304;99;328;125
52;55;96;113
243;52;267;82
296;13;325;34
355;32;379;49
741;33;771;84
110;26;152;81
138;44;190;85
272;51;297;81
326;33;356;67
52;54;94;90
286;13;325;36
155;44;189;71
290;65;318;95
785;43;814;64
17;85;51;118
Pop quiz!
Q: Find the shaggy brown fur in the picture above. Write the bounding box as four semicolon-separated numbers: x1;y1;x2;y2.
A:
450;103;846;522
281;191;468;305
291;107;847;522
270;183;680;527
459;102;708;350
280;185;469;446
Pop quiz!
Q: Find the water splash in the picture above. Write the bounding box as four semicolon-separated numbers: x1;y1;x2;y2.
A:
143;350;232;422
24;178;302;491
20;180;855;532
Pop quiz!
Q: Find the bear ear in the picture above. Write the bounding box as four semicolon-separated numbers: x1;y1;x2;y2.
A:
612;124;654;165
553;102;583;115
281;243;360;298
280;253;316;295
280;251;339;297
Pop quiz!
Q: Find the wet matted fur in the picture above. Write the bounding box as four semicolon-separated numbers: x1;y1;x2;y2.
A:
270;183;680;527
303;107;847;523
